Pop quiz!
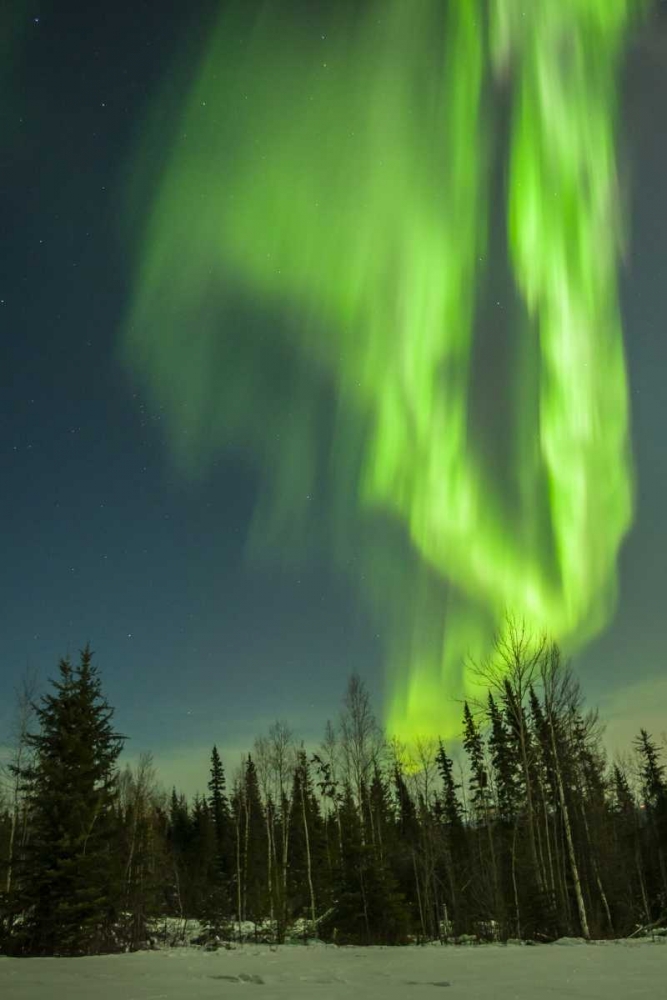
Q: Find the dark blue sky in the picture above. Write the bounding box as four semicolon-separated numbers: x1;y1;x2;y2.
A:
2;1;666;794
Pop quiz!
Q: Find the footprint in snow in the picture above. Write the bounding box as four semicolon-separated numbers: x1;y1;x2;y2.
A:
209;973;265;984
405;981;451;988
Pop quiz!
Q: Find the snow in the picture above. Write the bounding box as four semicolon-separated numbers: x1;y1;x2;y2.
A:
1;939;666;1000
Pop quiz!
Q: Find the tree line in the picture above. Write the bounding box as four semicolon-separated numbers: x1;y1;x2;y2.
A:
0;623;665;956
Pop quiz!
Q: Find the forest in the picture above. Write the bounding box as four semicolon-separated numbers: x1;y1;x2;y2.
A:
0;621;665;957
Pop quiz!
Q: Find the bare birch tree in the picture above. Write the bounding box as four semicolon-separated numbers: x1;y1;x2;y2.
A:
339;674;383;844
2;666;39;899
473;615;547;897
540;644;590;939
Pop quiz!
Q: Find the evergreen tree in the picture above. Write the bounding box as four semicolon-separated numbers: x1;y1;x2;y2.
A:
391;763;420;932
462;702;490;820
568;710;615;937
191;794;216;919
486;691;525;937
11;646;124;955
117;754;168;950
311;748;347;942
368;762;394;868
320;781;409;945
527;686;566;933
0;798;12;933
434;741;468;934
610;765;650;930
462;701;501;935
233;755;268;932
166;789;191;918
636;730;667;821
208;746;231;868
487;692;520;823
6;638;667;950
635;730;667;913
612;765;636;820
287;749;329;932
435;741;464;831
201;746;231;939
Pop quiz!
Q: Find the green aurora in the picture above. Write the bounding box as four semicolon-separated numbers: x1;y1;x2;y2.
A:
123;0;644;742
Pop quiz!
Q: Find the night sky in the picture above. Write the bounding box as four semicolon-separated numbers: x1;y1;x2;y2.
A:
2;1;666;795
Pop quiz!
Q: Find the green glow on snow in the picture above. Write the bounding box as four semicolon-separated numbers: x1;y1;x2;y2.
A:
122;0;642;742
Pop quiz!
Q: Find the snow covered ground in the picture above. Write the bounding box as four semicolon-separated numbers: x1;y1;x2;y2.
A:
1;938;666;1000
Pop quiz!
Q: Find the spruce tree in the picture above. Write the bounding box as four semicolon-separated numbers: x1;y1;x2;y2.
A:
234;755;268;932
287;749;328;933
636;730;667;822
368;762;393;868
487;691;525;938
320;781;409;945
201;746;231;939
610;765;649;931
166;789;191;918
0;799;12;936
190;794;216;922
462;702;490;820
488;692;521;824
635;730;667;912
461;704;501;934
392;763;418;912
435;742;464;830
208;746;231;868
13;646;124;955
434;741;468;934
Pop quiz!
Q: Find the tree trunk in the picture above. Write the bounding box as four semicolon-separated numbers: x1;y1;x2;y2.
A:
548;716;590;939
578;800;614;935
235;814;243;938
517;716;545;896
265;804;274;929
300;781;317;934
281;795;292;938
412;850;426;941
511;816;521;940
243;794;250;925
5;801;17;896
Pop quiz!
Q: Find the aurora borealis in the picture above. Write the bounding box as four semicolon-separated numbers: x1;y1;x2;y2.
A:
3;0;665;789
123;0;642;742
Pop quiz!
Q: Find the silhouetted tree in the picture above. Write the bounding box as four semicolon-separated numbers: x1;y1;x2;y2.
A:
10;647;124;955
201;745;231;938
635;730;667;916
